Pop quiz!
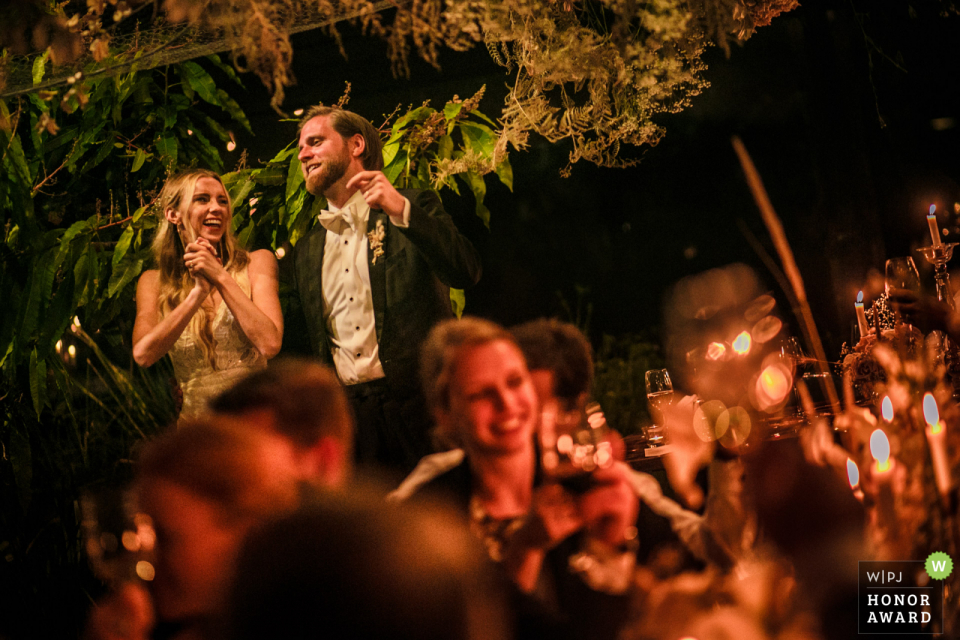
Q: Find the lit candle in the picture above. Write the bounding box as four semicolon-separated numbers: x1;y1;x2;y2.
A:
871;428;893;474
922;393;952;500
847;458;864;502
855;291;869;340
928;204;942;248
881;396;894;423
869;428;899;539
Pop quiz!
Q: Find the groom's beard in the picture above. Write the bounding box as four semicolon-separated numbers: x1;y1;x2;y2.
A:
305;155;349;197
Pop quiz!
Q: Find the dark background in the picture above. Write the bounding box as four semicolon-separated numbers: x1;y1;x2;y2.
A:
225;0;960;357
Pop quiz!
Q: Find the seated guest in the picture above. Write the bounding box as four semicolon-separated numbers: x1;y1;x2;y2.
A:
85;419;302;640
208;358;353;487
132;169;283;420
391;317;639;640
227;487;511;640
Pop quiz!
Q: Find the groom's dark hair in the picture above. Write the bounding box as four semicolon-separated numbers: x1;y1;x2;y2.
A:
298;106;384;171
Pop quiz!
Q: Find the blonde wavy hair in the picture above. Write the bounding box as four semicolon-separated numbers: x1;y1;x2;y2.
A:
152;168;249;370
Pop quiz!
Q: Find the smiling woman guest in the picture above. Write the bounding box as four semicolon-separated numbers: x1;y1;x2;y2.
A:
391;317;640;640
133;169;283;420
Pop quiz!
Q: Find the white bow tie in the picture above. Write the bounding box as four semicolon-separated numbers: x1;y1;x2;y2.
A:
318;206;356;233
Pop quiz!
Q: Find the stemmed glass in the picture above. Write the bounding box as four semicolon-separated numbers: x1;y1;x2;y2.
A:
540;401;614;493
644;369;673;447
885;257;921;325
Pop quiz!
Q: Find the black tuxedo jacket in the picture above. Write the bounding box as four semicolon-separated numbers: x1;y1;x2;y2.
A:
286;189;481;390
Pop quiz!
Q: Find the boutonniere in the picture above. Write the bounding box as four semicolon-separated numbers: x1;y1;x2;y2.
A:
367;219;386;265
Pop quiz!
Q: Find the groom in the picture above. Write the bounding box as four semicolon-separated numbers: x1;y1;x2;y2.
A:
285;106;482;472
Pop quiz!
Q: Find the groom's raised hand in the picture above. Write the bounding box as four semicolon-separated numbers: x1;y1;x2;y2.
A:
346;171;407;221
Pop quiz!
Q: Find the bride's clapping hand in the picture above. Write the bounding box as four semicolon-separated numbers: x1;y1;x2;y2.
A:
183;238;222;292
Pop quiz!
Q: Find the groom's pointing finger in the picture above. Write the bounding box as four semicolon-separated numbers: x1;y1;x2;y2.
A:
345;171;377;191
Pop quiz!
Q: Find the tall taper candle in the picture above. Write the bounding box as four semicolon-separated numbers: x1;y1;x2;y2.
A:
928;204;942;248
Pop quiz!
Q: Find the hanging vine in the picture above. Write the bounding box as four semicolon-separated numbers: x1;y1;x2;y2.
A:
2;0;798;173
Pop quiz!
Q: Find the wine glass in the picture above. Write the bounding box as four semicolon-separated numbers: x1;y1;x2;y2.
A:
540;401;614;493
644;368;674;447
885;257;921;324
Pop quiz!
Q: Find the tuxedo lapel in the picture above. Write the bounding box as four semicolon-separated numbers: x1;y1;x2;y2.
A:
366;210;387;344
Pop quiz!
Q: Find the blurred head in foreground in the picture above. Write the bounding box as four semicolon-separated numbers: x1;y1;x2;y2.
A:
227;487;511;640
664;264;792;448
511;318;594;411
209;358;353;487
136;418;301;625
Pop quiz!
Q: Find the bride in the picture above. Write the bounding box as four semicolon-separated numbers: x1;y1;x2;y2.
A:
133;169;283;419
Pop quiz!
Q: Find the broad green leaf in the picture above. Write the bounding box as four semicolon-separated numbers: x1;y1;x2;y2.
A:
254;164;287;186
131;148;148;172
284;189;307;234
475;202;491;228
19;249;58;345
460;170;490;227
437;135;454;160
381;140;400;168
383;148;408;185
286;155;304;203
79;138;114;174
216;88;252;134
179;61;221;106
416;158;431;186
107;256;143;298
391;106;434;133
495;156;514;191
470;109;498;127
206;54;244;87
459;122;495;158
155;134;179;165
226;176;255;211
32;51;49;86
29;348;46;418
237;221;255;249
290;197;322;246
449;288;466;318
133;205;148;223
5;135;33;185
202;115;230;142
113;226;134;267
42;127;79;153
38;275;75;357
443;102;463;122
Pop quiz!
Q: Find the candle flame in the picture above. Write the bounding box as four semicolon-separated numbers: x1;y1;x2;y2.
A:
857;290;863;304
757;364;791;404
705;342;726;361
881;396;894;422
870;429;891;471
847;458;860;489
930;204;937;216
732;331;752;355
923;393;940;429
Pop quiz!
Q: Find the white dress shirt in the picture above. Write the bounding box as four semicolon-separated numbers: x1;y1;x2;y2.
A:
319;189;410;385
